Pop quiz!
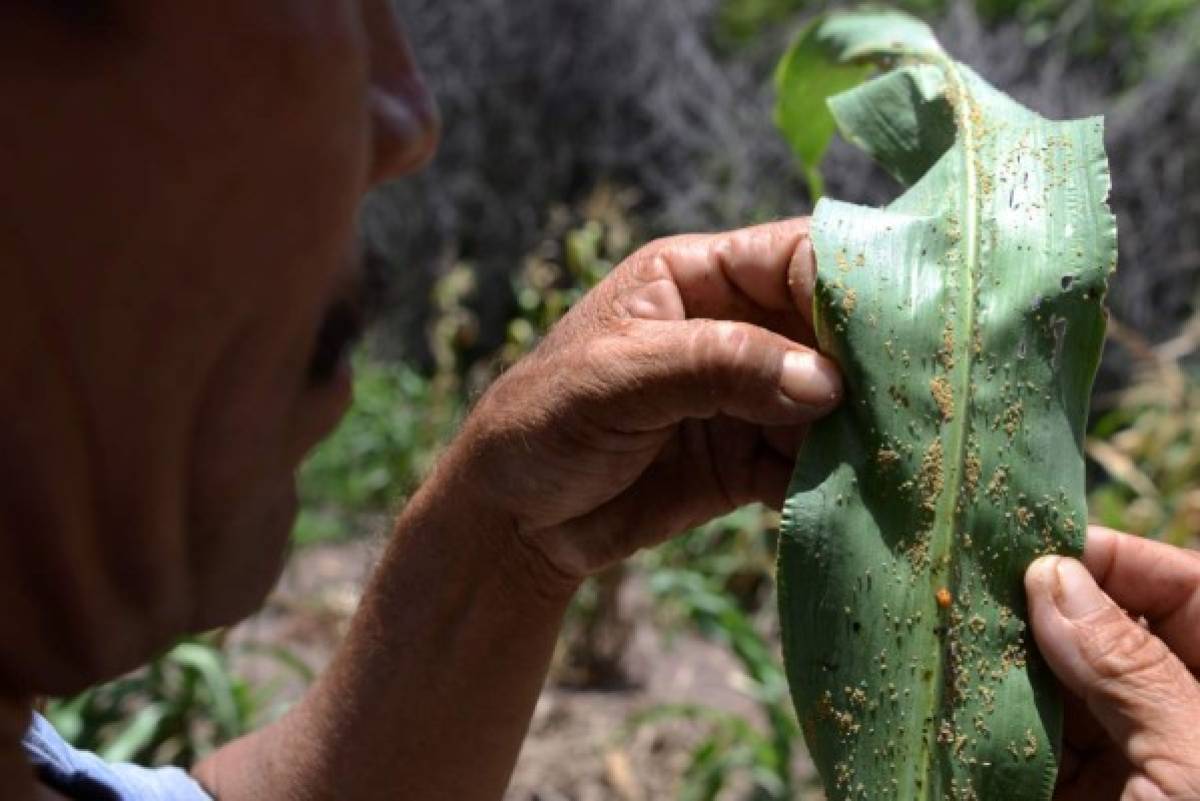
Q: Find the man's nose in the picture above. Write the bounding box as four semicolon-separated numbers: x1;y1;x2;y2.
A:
364;1;440;185
368;78;440;183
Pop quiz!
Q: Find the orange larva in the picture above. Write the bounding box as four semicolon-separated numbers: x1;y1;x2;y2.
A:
936;587;952;608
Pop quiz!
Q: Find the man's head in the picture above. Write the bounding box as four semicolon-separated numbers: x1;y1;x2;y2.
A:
0;1;437;694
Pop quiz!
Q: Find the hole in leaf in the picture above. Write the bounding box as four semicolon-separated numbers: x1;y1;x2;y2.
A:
1051;317;1068;370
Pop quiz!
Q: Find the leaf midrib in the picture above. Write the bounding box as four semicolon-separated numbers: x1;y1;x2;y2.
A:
911;53;983;801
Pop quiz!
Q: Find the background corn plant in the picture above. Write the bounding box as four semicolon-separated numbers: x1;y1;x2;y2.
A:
43;636;311;768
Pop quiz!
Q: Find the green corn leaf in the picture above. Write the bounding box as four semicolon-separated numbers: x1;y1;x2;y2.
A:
776;10;1118;801
99;702;169;764
167;642;245;739
773;10;943;199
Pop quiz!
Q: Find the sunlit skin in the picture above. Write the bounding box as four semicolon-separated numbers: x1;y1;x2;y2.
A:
0;3;1197;801
0;0;439;692
1027;529;1200;801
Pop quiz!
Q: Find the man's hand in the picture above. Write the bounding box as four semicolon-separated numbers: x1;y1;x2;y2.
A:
444;218;841;585
1026;527;1200;801
194;218;840;801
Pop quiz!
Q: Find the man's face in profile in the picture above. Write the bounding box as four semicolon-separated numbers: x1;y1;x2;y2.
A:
0;1;437;693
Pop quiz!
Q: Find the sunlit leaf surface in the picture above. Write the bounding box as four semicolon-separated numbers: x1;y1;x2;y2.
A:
775;10;1118;800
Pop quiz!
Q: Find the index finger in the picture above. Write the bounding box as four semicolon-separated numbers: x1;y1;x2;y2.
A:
620;219;818;335
1083;525;1200;668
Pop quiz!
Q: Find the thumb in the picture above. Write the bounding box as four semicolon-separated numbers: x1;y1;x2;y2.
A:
1026;556;1200;769
573;318;842;433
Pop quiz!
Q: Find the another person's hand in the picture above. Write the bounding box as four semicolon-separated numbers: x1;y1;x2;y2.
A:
437;218;841;587
1026;526;1200;800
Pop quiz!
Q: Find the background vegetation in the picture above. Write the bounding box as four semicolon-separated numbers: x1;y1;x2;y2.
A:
50;0;1199;797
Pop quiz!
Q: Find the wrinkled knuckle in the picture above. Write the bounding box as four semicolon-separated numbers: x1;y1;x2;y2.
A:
1080;609;1174;685
692;321;756;393
704;319;752;353
576;333;624;384
583;327;662;397
706;236;736;275
608;249;677;313
643;236;684;269
604;316;641;340
1123;770;1200;801
612;277;686;322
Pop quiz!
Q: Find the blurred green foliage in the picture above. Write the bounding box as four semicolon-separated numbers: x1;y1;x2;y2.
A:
719;0;1200;83
644;506;781;616
622;586;802;801
628;509;806;800
718;0;940;46
293;359;463;545
1088;323;1200;547
502;186;638;365
44;636;311;769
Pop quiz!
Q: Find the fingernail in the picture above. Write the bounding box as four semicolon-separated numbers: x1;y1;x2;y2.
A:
1027;555;1059;588
1053;558;1108;621
787;237;818;329
781;350;842;409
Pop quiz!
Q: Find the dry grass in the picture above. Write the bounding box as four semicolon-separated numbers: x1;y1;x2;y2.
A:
1088;317;1200;546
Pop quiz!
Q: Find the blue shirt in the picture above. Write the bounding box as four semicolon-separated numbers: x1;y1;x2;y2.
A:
23;714;212;801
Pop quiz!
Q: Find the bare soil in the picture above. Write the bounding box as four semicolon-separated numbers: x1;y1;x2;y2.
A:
228;539;821;800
